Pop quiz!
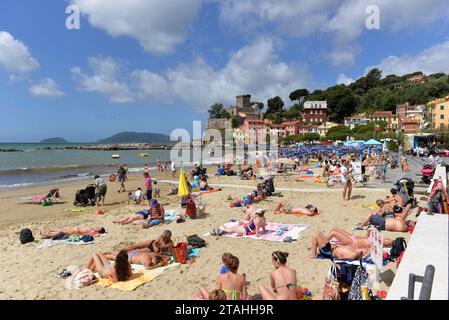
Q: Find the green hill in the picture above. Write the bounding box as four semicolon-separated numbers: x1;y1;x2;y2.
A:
97;132;171;144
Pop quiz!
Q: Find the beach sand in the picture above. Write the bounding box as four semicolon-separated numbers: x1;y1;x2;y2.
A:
0;167;413;300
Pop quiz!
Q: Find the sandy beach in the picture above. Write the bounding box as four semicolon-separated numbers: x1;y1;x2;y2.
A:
0;166;414;300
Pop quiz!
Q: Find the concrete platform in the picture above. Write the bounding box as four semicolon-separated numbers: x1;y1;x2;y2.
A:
387;213;448;300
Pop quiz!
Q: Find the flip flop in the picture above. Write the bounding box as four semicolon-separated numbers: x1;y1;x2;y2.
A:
283;236;293;243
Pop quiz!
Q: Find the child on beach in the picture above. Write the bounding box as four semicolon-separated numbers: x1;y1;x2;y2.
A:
144;171;153;206
128;188;144;205
153;180;160;198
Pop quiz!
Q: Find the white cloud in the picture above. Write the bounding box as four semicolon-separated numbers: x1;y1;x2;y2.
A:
366;40;449;76
337;73;354;85
71;56;134;104
217;0;449;66
71;38;311;112
71;0;202;55
29;78;64;98
166;38;311;112
0;31;39;75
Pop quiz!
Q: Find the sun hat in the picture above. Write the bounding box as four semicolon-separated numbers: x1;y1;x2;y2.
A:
151;199;158;207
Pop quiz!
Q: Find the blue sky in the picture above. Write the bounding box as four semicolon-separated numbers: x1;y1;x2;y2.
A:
1;0;449;142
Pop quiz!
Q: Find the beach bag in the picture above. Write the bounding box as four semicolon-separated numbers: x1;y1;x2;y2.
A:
390;237;407;259
172;236;189;264
72;268;97;289
320;262;340;300
19;228;34;244
187;234;207;248
348;260;372;300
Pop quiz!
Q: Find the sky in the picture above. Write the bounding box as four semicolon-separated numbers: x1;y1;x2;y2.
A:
1;0;449;142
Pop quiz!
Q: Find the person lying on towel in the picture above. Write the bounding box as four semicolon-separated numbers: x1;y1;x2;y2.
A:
356;202;415;232
84;251;132;283
40;227;106;239
104;250;169;270
111;230;174;257
273;200;318;216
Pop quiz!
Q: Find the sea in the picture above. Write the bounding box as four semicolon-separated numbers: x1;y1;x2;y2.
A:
0;143;173;191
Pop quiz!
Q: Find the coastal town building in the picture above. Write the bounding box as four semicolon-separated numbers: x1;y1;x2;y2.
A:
396;103;427;134
427;96;449;130
368;111;399;132
316;121;340;137
303;101;328;123
407;73;428;84
281;121;300;136
226;94;262;120
344;113;369;129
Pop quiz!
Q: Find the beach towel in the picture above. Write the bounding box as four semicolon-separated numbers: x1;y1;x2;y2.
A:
38;238;94;249
95;263;180;291
164;210;180;222
191;188;221;197
207;223;308;242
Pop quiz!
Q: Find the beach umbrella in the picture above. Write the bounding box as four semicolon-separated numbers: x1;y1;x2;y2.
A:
363;139;382;146
177;168;189;197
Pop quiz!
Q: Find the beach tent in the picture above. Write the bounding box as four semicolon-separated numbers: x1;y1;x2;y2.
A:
363;139;382;146
177;168;190;197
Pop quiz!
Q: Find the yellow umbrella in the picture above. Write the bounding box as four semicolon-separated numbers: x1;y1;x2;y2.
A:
177;168;189;197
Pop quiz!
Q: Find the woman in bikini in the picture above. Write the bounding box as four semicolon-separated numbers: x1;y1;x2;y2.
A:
257;251;298;300
311;227;393;252
220;210;266;237
115;230;174;256
197;254;247;300
309;230;369;260
84;251;132;283
273;200;318;216
104;250;168;270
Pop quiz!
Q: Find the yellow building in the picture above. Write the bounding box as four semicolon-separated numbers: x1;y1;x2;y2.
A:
427;96;449;130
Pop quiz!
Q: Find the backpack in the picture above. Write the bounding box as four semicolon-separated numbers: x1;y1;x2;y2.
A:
390;237;407;259
187;234;207;248
19;228;34;244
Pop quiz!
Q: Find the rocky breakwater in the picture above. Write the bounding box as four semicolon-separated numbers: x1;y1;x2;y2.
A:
65;143;172;151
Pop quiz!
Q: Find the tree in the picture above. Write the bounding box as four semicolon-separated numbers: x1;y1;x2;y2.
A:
231;116;244;129
254;102;264;111
289;89;309;105
266;96;285;114
326;125;352;141
208;103;229;119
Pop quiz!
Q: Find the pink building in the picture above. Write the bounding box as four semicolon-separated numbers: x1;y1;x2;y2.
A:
281;121;300;136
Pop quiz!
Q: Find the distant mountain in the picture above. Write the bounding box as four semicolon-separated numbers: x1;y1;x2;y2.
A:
40;137;70;144
97;132;171;144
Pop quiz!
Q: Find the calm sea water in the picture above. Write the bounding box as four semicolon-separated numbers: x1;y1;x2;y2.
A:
0;143;172;191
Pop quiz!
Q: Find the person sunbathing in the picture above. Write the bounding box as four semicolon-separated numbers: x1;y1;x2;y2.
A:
113;210;150;225
84;251;132;283
197;254;247;300
40;227;106;239
383;188;404;208
118;230;174;256
310;231;369;260
313;227;393;252
257;251;298;300
135;199;165;228
104;250;169;270
273;200;318;216
358;204;415;232
219;210;266;237
239;200;259;223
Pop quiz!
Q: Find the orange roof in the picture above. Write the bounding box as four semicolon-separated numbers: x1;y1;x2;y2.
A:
281;121;300;126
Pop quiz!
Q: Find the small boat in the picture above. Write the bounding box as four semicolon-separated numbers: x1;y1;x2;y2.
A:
138;152;149;157
112;154;120;159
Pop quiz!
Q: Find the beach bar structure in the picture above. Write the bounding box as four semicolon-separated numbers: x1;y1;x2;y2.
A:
387;167;449;300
